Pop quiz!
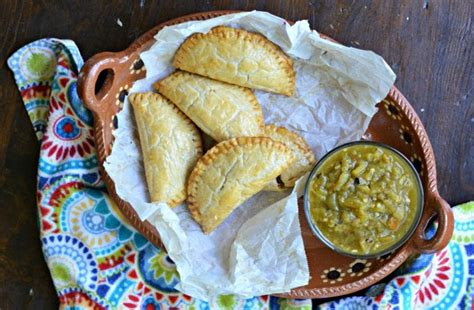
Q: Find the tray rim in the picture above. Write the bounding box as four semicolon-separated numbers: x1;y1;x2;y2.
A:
77;10;453;299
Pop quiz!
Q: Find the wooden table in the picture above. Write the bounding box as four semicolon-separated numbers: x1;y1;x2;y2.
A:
0;0;472;308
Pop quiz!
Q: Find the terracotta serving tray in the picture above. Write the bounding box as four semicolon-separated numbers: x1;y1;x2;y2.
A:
77;11;454;299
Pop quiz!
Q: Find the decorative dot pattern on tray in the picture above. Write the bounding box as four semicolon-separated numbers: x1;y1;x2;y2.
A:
321;267;346;284
130;58;145;74
384;99;402;120
399;124;413;145
347;259;372;277
377;252;392;261
115;85;130;108
410;154;425;176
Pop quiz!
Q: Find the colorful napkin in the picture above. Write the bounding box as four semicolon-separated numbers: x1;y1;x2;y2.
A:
8;38;473;309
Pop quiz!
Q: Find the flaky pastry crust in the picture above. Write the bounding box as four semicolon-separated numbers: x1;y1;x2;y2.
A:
187;137;295;233
173;26;295;96
262;125;316;190
155;71;264;142
129;92;203;207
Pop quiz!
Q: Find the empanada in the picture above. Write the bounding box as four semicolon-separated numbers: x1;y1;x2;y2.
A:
173;26;295;96
155;71;264;142
187;137;295;234
129;92;203;206
263;125;316;190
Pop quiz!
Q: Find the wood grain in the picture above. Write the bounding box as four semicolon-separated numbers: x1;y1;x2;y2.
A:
0;0;472;307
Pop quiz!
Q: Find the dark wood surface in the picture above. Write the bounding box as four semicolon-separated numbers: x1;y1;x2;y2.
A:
0;0;472;308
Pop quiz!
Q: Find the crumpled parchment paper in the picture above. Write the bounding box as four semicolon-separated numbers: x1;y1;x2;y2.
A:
104;11;396;301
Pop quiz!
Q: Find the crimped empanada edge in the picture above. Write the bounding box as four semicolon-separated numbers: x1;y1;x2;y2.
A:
173;26;295;96
186;136;294;232
263;125;316;164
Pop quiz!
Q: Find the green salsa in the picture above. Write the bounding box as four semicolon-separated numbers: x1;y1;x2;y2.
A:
308;144;421;255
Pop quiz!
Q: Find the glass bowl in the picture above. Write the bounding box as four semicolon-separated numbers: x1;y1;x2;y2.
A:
303;141;424;259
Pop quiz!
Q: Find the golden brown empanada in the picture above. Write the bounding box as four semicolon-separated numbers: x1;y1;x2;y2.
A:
187;137;295;234
263;125;316;190
129;92;203;207
173;26;295;96
155;71;264;142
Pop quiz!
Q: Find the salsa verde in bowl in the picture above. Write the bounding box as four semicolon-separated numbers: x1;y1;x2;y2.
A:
304;141;423;258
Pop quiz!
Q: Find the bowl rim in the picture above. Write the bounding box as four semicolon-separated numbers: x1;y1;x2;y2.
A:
303;140;424;259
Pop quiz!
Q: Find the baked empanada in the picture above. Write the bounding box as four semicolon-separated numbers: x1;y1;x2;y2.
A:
155;71;264;142
263;125;316;191
129;92;203;206
188;137;295;234
173;26;295;96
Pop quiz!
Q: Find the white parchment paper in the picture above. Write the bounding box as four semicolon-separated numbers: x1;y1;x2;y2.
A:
104;11;396;301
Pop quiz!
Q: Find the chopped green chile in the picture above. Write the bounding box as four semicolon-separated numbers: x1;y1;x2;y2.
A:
309;145;420;255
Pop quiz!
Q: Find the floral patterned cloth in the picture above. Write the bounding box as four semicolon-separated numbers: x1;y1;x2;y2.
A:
7;38;473;310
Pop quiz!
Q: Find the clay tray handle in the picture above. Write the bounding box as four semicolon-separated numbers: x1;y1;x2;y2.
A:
79;52;119;113
412;192;453;254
